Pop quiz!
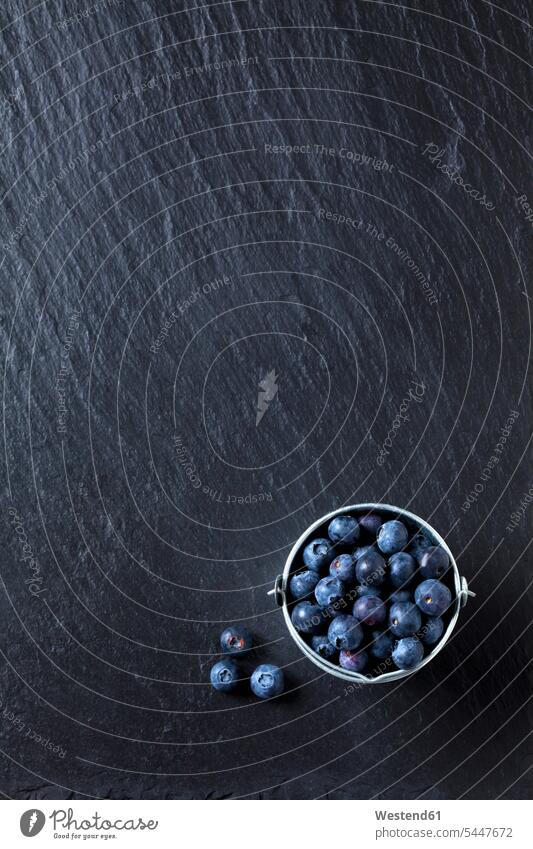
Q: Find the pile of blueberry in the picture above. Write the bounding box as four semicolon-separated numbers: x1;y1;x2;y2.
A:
209;626;284;698
289;509;454;676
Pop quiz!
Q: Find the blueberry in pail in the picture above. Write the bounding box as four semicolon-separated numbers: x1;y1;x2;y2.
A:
389;552;416;588
415;579;452;617
291;601;324;634
392;637;424;669
311;635;337;660
410;531;433;562
419;546;450;579
352;544;375;562
389;602;422;638
355;550;386;587
327;515;360;546
358;512;383;536
369;630;394;660
339;649;368;673
327;615;363;651
388;589;413;604
377;520;409;554
315;576;345;608
329;553;355;582
290;569;320;599
303;538;334;572
419;616;445;646
352;595;387;627
355;584;382;598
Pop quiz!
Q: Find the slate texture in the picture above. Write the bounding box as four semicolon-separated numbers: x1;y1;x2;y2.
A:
0;0;531;799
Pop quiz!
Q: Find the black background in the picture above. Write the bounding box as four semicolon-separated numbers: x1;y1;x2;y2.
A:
0;0;531;799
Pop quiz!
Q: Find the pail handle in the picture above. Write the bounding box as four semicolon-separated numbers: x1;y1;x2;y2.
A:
267;574;284;607
459;576;476;608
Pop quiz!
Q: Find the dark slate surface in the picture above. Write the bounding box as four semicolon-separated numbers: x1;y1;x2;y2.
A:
0;0;531;799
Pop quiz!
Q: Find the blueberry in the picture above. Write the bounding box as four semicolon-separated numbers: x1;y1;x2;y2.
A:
291;601;324;634
353;544;375;561
329;553;355;582
419;616;445;646
389;552;416;588
339;649;368;673
352;595;387;627
328;615;363;651
315;576;345;608
355;550;386;587
388;589;413;604
290;569;320;599
303;538;334;571
389;602;422;637
311;635;337;660
327;514;360;546
410;531;434;562
356;584;382;598
415;579;452;617
419;546;450;579
392;637;424;670
210;659;240;692
377;520;409;554
369;630;394;660
358;512;383;536
220;625;252;655
250;664;284;699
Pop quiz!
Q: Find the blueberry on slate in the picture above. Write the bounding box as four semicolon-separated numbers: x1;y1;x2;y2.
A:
329;553;355;583
328;514;360;546
419;545;450;579
303;538;334;571
355;550;386;587
290;569;320;599
389;602;422;637
291;601;324;634
377;520;409;554
415;579;452;617
220;625;252;655
388;589;413;604
419;616;445;646
358;512;383;536
352;595;387;627
210;659;240;693
250;664;284;699
339;649;368;673
389;552;416;588
369;630;394;660
328;615;363;651
315;576;345;608
392;637;424;670
311;635;337;660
